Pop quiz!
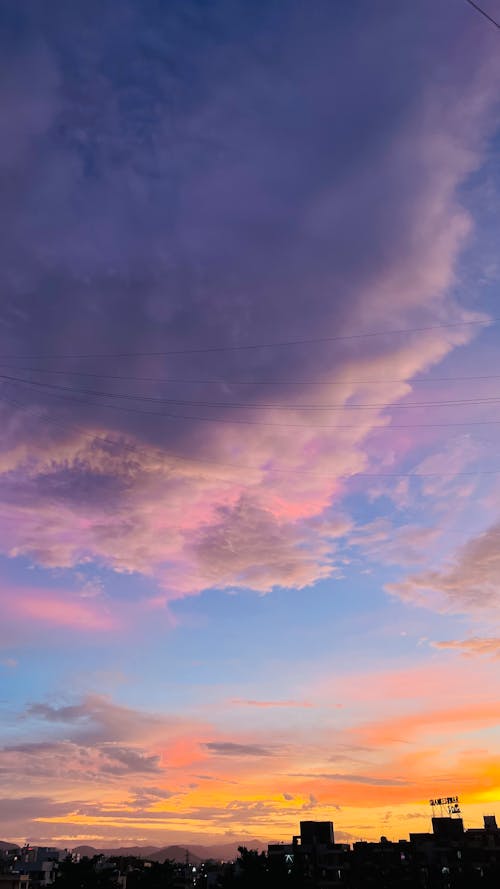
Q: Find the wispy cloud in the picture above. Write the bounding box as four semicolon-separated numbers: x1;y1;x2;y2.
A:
388;521;500;613
0;585;116;632
432;636;500;658
204;742;280;758
230;699;312;709
289;773;411;787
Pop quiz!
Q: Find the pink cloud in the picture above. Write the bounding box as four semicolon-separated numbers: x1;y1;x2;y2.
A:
0;30;497;604
230;699;313;709
313;658;500;722
0;586;117;631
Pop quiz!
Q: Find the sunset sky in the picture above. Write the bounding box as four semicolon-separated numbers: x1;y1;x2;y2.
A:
1;0;500;850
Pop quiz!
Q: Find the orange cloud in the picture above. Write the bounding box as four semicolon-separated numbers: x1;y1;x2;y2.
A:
355;701;500;747
432;637;500;658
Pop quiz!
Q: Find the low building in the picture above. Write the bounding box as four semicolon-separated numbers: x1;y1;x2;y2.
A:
268;821;349;886
0;876;29;889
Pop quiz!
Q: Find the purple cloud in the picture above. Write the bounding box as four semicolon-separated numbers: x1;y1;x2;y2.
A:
0;0;498;605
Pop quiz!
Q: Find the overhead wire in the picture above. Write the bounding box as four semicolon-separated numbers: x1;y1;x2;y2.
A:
3;372;500;417
5;376;500;431
1;319;498;477
464;0;500;28
2;362;500;388
0;316;494;360
2;390;500;479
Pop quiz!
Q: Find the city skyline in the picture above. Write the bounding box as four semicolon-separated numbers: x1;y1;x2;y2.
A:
1;0;500;849
0;804;492;854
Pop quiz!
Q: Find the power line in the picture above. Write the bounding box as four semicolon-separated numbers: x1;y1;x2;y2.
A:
3;372;500;416
2;362;500;388
0;392;257;489
3;391;500;479
464;0;500;29
0;317;493;360
5;376;500;435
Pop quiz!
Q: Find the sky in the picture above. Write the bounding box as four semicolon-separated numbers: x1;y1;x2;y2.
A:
1;0;500;850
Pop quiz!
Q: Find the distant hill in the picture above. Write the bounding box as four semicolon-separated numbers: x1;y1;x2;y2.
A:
103;846;160;859
187;840;267;860
7;839;266;864
72;846;101;858
148;846;202;865
73;845;161;860
72;845;202;865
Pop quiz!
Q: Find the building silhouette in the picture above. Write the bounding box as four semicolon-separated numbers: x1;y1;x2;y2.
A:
268;813;500;887
2;812;500;887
